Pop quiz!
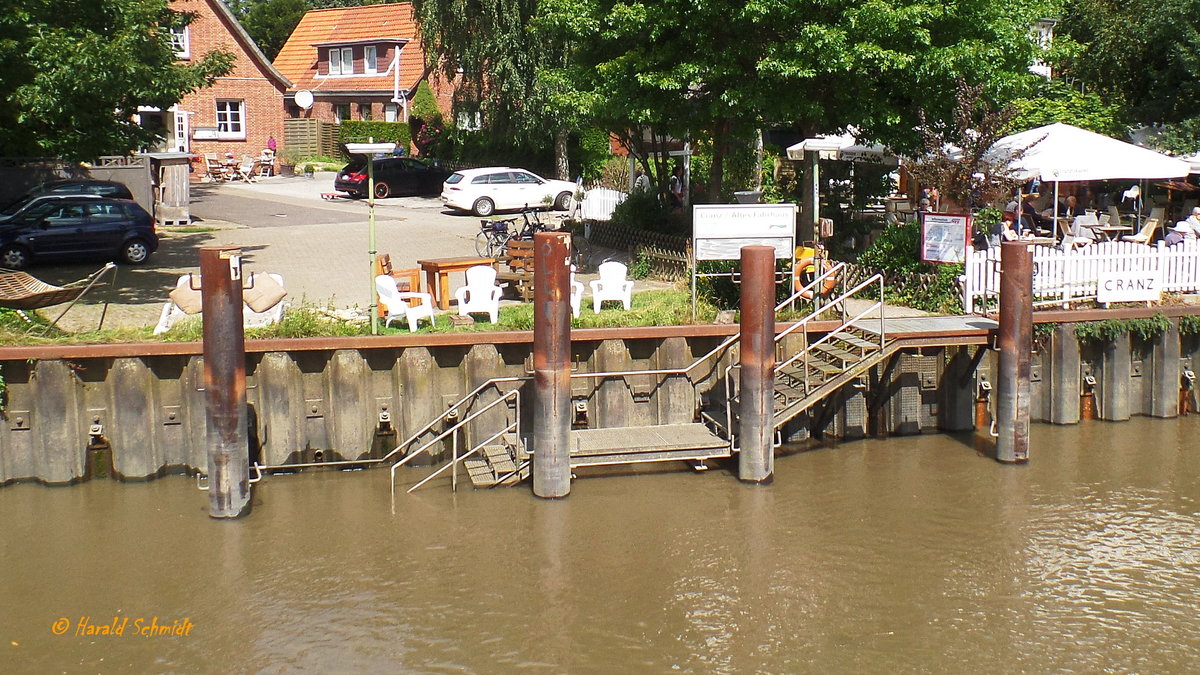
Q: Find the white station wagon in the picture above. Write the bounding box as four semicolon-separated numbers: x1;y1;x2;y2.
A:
441;167;577;217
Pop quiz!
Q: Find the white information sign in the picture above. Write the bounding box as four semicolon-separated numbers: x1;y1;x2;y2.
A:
692;204;796;261
920;212;971;264
1097;271;1162;304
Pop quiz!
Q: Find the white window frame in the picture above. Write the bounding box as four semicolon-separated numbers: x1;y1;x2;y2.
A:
329;47;354;75
384;103;398;122
215;100;245;140
169;26;190;59
340;47;353;75
364;46;378;74
334;103;352;124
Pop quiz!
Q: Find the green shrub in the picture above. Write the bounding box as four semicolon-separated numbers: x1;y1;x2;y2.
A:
1179;315;1200;335
337;121;412;154
856;222;930;276
607;189;685;236
696;260;793;310
409;81;442;123
1073;315;1171;345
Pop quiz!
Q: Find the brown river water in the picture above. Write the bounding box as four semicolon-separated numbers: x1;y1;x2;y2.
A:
3;416;1199;673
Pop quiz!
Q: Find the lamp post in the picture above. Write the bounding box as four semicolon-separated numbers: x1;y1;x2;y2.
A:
344;142;397;334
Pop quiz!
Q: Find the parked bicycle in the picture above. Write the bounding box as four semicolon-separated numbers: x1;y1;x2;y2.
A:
474;216;518;258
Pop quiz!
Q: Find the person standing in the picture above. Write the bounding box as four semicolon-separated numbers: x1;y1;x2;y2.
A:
633;166;651;194
668;166;684;209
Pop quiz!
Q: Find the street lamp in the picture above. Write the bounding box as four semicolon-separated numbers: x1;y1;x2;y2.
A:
344;141;397;334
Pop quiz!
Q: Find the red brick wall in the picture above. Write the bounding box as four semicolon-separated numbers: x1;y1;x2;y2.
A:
172;0;285;158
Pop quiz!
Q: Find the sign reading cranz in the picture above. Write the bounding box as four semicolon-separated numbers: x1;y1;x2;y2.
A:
692;204;797;261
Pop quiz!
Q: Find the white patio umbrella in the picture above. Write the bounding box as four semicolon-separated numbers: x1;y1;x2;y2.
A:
989;123;1190;233
785;133;898;167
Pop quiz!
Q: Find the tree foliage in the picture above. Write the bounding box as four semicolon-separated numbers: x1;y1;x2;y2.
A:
241;0;308;60
906;81;1031;210
1057;0;1200;151
0;0;233;160
1007;78;1126;138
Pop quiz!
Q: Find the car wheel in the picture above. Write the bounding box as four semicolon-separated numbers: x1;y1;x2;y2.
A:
121;239;151;265
374;182;391;199
0;245;30;270
554;191;573;211
472;197;495;217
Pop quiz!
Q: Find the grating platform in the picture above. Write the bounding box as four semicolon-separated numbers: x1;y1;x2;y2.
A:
562;423;731;468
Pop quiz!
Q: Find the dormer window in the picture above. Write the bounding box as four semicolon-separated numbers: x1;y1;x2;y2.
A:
364;46;378;74
329;47;353;75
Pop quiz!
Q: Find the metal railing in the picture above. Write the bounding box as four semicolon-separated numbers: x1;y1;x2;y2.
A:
390;389;521;501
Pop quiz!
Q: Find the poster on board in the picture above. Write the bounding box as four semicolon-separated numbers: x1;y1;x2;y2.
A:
920;212;971;264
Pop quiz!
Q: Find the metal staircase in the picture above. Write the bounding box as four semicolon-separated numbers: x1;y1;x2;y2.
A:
704;264;889;442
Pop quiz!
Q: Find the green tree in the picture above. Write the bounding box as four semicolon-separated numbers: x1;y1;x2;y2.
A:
0;0;233;161
241;0;308;60
411;0;591;179
569;0;1053;199
1058;0;1200;151
1007;78;1126;138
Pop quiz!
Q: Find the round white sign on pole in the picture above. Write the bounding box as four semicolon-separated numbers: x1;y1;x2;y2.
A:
294;90;314;109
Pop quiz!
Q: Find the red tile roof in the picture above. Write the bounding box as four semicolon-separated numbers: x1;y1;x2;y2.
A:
273;3;429;94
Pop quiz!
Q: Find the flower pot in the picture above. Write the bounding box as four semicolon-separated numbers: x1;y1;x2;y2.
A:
279;164;295;177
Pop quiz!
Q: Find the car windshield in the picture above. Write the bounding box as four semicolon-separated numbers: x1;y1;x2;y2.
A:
0;191;38;217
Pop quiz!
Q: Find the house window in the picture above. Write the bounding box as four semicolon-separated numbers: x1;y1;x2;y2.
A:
215;100;245;139
334;104;351;124
329;47;354;75
364;46;378;74
169;27;190;59
359;104;372;121
384;104;398;122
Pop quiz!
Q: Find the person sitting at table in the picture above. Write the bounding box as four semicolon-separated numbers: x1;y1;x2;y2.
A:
999;212;1021;241
1020;193;1052;235
1184;206;1200;238
1055;194;1085;218
1164;222;1191;247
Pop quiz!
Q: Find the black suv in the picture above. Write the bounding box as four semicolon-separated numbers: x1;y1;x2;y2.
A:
334;157;452;199
0;195;158;270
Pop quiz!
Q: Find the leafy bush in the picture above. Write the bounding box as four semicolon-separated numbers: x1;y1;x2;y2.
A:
409;81;442;123
857;222;930;275
1073;314;1172;345
338;121;412;155
696;260;793;310
607;189;686;236
1179;314;1200;335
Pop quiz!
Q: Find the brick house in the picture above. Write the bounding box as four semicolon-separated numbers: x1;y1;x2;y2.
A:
272;3;453;126
139;0;291;158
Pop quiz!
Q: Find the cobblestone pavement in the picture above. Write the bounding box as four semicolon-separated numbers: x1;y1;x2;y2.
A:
35;173;639;332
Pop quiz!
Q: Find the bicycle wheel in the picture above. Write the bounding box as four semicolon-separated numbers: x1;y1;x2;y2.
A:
474;231;493;257
570;236;592;269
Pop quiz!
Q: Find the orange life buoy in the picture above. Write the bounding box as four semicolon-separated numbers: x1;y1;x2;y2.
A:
793;257;838;299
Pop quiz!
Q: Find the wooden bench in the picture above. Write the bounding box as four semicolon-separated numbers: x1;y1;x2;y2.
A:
494;239;535;301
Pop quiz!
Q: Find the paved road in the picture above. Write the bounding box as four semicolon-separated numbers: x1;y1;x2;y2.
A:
40;173;616;332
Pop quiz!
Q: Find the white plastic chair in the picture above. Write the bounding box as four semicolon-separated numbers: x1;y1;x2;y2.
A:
453;265;504;323
589;261;633;313
569;265;584;319
376;274;435;331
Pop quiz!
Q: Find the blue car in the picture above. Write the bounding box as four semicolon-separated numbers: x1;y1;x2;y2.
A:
0;195;158;270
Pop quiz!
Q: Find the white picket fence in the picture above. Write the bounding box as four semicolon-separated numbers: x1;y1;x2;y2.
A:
962;239;1200;313
579;187;626;221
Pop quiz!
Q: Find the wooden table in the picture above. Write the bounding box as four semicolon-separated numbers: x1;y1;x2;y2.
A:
417;256;496;310
1094;225;1133;241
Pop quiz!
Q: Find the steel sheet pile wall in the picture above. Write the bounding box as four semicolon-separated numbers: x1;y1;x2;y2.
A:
1;323;1196;486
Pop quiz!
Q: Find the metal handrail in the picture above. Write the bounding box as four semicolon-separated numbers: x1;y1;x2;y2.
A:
380;376;524;464
775;261;848;312
774;273;882;346
390;389;520;499
403;422;514;495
